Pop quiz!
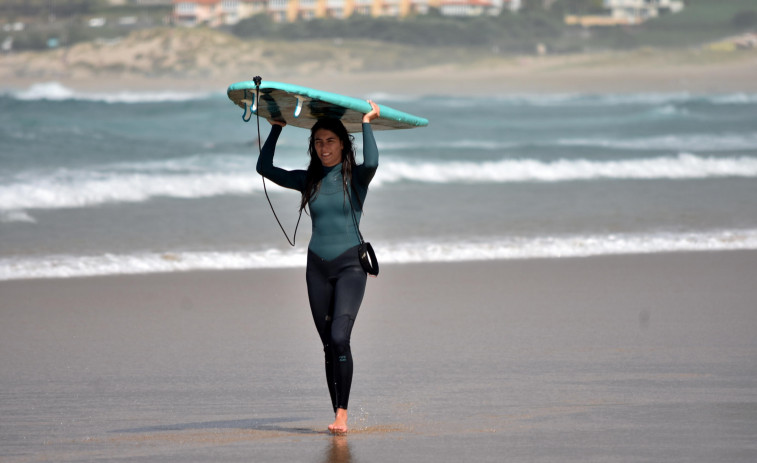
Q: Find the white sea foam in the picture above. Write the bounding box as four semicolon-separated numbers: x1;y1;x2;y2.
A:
0;170;259;210
373;153;757;185
0;153;300;211
0;210;36;223
559;133;757;152
490;92;757;107
0;249;307;281
9;82;212;103
2;229;755;281
649;104;690;118
2;153;757;212
707;93;757;105
381;131;757;153
381;230;757;263
377;139;517;151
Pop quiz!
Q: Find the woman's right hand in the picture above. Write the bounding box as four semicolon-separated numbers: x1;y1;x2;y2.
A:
269;119;286;127
362;100;380;123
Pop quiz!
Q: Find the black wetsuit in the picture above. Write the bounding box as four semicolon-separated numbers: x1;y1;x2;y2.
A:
256;123;378;412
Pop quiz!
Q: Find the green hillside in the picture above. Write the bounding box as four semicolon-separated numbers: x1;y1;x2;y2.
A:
587;0;757;49
2;0;756;53
232;0;757;53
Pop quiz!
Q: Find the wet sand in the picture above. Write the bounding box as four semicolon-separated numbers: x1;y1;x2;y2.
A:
1;252;757;462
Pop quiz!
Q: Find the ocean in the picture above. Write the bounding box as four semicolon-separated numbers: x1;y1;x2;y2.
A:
2;82;757;281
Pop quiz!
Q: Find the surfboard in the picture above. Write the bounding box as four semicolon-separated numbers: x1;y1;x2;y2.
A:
227;79;428;133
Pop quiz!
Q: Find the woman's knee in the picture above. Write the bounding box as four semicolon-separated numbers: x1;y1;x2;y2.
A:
330;315;354;354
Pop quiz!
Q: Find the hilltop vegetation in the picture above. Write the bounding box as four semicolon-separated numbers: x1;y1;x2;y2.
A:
2;0;756;54
231;0;757;53
588;0;757;50
232;10;565;54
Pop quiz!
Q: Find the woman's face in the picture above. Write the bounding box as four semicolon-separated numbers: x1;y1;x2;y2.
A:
313;129;344;167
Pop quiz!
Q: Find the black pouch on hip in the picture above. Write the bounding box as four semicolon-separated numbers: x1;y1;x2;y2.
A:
358;241;379;276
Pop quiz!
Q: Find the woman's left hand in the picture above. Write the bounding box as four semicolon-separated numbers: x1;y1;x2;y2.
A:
362;100;380;123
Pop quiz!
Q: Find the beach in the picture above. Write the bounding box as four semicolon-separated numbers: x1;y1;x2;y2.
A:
2;28;757;95
4;51;757;96
2;252;756;462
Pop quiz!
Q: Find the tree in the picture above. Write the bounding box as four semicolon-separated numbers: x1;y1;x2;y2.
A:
731;10;757;29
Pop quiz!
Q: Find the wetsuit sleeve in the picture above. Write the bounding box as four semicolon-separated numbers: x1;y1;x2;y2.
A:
256;125;306;191
354;122;378;188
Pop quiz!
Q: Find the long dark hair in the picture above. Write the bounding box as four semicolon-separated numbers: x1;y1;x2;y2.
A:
300;118;357;212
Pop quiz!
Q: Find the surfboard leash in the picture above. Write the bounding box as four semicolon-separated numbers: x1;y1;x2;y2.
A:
253;76;302;247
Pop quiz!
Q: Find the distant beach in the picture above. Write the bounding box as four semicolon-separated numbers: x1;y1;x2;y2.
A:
2;28;757;95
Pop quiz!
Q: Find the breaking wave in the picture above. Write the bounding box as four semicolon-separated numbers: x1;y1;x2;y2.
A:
6;82;214;103
1;229;756;280
2;153;756;213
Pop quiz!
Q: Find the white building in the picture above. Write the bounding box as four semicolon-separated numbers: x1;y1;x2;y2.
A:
438;0;499;17
566;0;684;27
173;0;519;25
604;0;684;23
107;0;175;5
173;0;266;26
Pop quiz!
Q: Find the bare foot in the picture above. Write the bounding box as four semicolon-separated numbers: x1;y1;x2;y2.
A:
328;408;348;433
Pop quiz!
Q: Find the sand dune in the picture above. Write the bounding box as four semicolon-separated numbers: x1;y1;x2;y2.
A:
2;27;757;95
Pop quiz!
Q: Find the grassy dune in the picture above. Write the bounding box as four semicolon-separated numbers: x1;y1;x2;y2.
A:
1;27;755;94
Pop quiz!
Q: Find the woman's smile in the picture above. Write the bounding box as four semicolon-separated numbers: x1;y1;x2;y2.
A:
314;129;344;167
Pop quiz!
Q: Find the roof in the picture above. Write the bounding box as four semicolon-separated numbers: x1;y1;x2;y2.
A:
173;0;220;5
439;0;495;6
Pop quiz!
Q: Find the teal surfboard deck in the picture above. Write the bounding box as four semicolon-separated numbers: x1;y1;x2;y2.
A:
227;80;428;133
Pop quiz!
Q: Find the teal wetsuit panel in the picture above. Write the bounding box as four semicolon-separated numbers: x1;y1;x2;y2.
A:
256;123;378;260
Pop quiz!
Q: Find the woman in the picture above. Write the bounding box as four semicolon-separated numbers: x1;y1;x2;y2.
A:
256;101;381;433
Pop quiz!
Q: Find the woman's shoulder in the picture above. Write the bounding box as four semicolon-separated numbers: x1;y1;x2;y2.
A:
352;164;375;188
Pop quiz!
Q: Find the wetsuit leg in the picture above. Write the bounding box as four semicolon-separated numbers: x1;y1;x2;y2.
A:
306;251;338;411
329;260;366;410
306;246;366;412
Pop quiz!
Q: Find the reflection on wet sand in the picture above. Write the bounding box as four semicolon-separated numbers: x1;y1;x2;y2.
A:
321;435;351;463
321;435;352;463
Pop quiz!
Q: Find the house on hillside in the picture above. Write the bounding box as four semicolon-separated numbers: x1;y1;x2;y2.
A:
108;0;174;4
437;0;506;17
173;0;266;27
132;0;175;5
605;0;685;22
566;0;684;27
172;0;519;25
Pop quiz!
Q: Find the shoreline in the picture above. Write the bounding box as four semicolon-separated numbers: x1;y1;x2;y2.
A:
2;246;757;284
0;247;754;285
5;61;757;96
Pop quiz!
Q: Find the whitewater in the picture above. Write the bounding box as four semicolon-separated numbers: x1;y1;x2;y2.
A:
2;153;756;215
2;229;757;281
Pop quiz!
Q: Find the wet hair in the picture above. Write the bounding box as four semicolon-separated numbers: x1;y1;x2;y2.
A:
300;118;357;212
